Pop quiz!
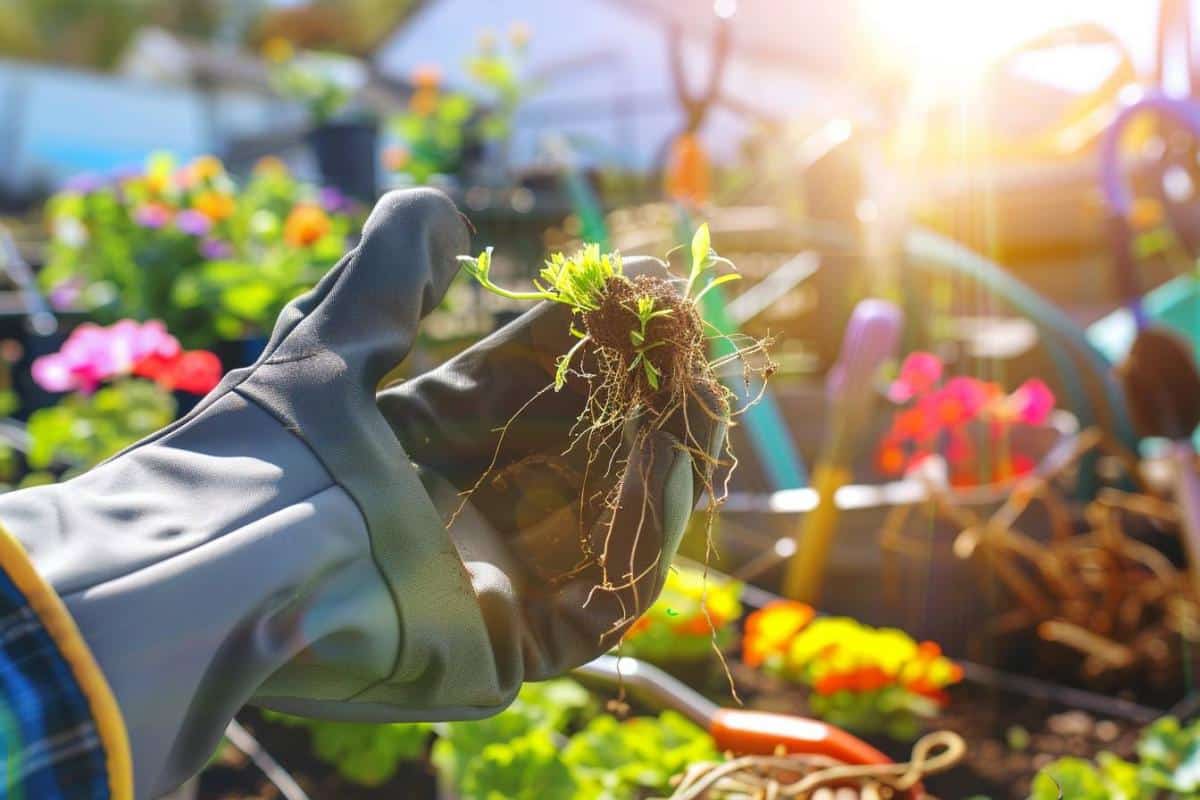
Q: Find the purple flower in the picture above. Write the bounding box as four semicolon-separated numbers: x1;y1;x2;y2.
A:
199;238;233;260
63;172;104;194
134;203;172;229
318;186;352;213
175;209;213;237
48;279;84;311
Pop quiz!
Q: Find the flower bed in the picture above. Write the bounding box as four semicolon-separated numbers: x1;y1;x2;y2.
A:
41;154;362;348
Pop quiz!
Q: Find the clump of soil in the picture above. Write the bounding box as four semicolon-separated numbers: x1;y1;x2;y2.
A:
582;273;711;414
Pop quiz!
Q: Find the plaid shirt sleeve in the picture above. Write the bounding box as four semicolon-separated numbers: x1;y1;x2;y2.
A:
0;525;132;800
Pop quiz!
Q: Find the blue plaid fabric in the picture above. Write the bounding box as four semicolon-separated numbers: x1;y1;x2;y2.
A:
0;568;109;800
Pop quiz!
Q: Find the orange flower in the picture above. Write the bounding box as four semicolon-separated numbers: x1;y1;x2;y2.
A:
1130;196;1164;231
742;600;815;667
284;204;331;248
409;87;439;117
622;614;653;641
193;191;236;222
509;21;532;48
665;132;711;206
411;65;442;90
384;146;411;172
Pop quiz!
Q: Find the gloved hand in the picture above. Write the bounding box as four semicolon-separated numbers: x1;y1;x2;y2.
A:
0;189;723;798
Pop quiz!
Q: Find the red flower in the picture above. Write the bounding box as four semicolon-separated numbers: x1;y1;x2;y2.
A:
134;350;222;395
923;377;991;428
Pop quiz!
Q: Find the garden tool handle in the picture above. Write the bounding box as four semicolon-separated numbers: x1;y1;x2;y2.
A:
782;463;853;602
708;709;924;798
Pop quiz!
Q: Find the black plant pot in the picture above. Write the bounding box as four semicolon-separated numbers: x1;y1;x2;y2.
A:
307;119;379;203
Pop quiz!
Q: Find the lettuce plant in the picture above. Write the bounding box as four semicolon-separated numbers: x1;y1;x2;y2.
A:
1032;716;1200;799
276;677;718;800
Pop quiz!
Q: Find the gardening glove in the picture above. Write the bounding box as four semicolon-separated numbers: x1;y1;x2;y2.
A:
0;188;722;799
379;254;726;679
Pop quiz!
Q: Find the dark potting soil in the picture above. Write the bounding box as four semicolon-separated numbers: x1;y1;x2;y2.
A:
725;659;1145;800
194;708;438;800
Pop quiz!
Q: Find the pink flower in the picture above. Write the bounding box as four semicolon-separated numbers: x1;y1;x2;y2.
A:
1007;379;1056;426
134;203;172;229
888;352;943;403
31;320;181;394
923;376;991;427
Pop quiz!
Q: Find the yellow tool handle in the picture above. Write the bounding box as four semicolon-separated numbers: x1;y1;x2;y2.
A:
783;463;853;603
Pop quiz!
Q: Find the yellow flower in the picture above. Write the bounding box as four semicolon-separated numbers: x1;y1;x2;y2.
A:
253;156;289;177
144;172;170;197
190;155;224;181
193;191;236;222
284;204;331;248
262;36;295;65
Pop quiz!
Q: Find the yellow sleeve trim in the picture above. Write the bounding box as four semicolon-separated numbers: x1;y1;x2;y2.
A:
0;526;133;800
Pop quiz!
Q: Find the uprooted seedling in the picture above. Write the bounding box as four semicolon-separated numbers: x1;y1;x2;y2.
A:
457;225;773;636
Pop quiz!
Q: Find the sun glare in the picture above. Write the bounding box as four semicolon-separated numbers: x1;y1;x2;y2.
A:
857;0;1141;95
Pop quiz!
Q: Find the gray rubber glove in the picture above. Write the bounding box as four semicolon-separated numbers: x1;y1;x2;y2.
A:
0;189;720;798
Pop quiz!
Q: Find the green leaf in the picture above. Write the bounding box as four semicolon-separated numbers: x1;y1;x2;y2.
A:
644;359;660;390
1031;758;1107;799
693;272;743;302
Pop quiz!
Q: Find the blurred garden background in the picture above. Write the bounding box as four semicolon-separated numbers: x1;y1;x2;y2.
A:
8;1;1200;798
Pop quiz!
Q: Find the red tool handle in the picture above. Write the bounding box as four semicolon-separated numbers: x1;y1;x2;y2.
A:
709;708;925;798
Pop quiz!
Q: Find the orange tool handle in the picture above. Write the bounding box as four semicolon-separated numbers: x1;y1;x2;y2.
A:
709;708;925;798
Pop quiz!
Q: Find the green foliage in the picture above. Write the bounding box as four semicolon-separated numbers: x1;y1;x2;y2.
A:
432;679;595;785
562;710;719;797
389;26;534;181
270;676;722;798
269;50;368;123
451;728;583;800
1032;717;1200;799
24;379;175;474
264;712;433;787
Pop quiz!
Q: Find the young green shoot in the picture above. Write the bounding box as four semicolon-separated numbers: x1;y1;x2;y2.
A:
627;295;673;390
458;243;623;311
683;223;741;301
